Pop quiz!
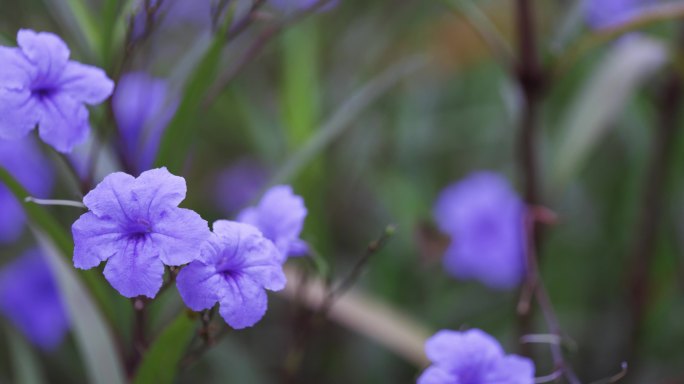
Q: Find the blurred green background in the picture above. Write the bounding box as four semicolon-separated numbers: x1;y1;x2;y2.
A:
1;0;684;383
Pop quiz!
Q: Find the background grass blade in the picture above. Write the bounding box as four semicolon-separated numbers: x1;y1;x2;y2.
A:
35;230;126;384
132;313;196;384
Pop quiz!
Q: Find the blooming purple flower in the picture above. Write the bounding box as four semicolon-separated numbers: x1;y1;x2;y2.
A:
0;248;69;350
417;329;534;384
72;167;211;298
0;136;54;243
238;185;308;262
214;159;269;215
112;72;178;174
0;30;114;153
433;172;526;290
583;0;656;29
176;220;286;329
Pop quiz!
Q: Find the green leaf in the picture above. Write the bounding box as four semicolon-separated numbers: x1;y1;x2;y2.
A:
35;231;126;384
552;35;668;189
272;56;427;184
0;167;123;331
6;328;47;384
42;0;101;58
133;313;196;384
155;33;227;173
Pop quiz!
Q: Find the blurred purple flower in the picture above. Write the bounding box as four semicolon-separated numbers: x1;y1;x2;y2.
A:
417;329;534;384
131;0;212;38
214;159;269;215
0;29;114;152
0;136;54;243
583;0;656;29
0;248;69;350
72;167;211;298
112;72;178;174
238;185;308;262
176;220;286;329
433;172;526;290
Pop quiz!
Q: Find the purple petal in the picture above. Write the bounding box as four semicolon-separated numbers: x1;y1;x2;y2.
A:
0;47;33;90
102;239;165;298
0;187;25;243
58;61;114;105
72;212;123;269
133;167;187;212
36;93;90;153
487;355;536;383
416;366;456;384
176;261;224;311
82;171;137;222
151;208;210;266
17;30;70;84
237;185;307;260
425;329;504;368
0;88;39;140
217;276;268;329
0;248;69;350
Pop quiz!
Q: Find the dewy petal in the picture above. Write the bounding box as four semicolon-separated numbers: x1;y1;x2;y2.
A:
82;171;136;222
103;238;165;298
17;29;70;84
0;47;34;89
416;366;457;384
37;93;89;153
58;61;114;105
424;329;504;368
217;276;268;329
72;212;123;269
176;261;224;311
151;208;210;265
0;88;39;140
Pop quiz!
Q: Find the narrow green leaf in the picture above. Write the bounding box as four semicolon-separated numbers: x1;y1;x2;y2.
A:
6;328;47;384
0;167;122;330
272;56;427;184
133;313;196;384
155;34;227;173
42;0;100;57
35;231;126;384
552;35;668;189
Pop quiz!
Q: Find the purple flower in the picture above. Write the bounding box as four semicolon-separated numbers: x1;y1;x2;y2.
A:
72;167;211;298
583;0;655;29
112;72;178;174
433;172;526;290
0;248;69;350
0;136;54;243
418;329;534;384
0;30;114;153
238;185;308;262
176;220;286;329
213;159;269;215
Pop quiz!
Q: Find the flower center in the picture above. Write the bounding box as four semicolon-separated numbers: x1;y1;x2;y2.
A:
31;85;56;99
128;218;153;239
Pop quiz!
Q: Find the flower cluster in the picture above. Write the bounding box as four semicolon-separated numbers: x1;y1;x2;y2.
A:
72;167;307;328
0;30;113;152
418;329;534;384
0;248;69;350
433;171;527;290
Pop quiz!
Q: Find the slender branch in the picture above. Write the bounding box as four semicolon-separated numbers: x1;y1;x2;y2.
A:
513;0;547;358
24;197;86;209
129;298;148;375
